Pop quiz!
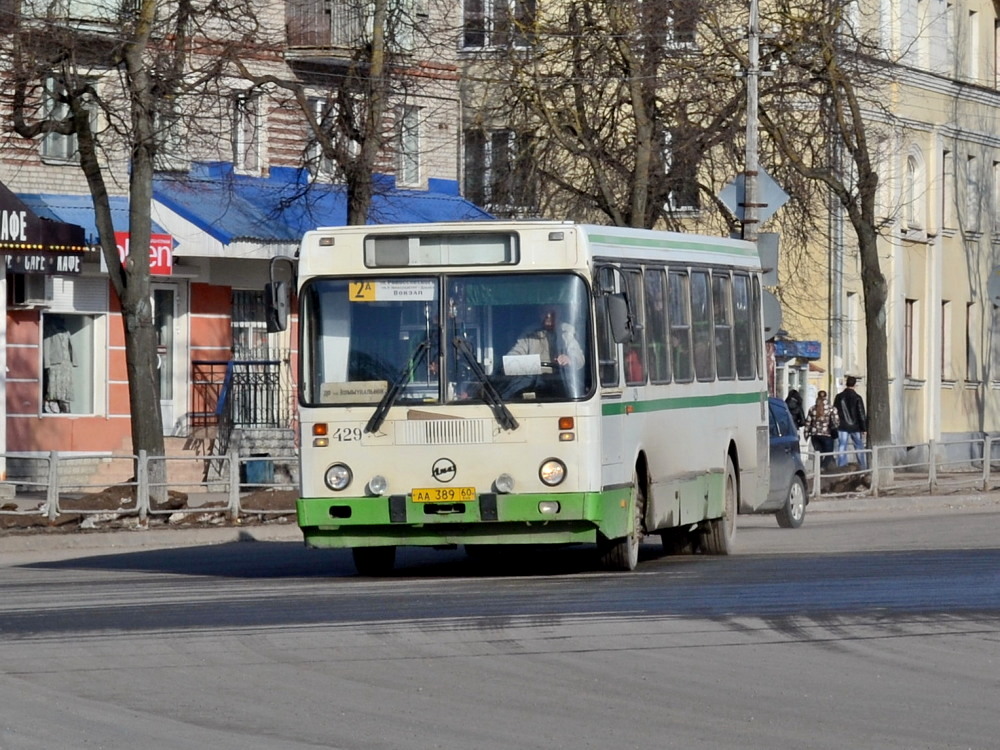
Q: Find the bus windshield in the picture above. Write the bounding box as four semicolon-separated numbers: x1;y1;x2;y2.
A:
301;272;594;407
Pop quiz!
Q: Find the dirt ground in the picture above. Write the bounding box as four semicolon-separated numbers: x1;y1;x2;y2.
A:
0;486;298;534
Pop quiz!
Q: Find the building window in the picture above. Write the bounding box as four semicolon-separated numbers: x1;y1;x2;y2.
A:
942;149;955;229
845;291;859;375
966;154;980;231
42;313;95;414
991;304;1000;381
664;0;698;46
464;127;535;215
941;300;952;380
234;93;262;174
155;102;187;171
306;95;361;178
904;298;916;377
904;155;918;229
41;75;97;163
993;160;1000;233
397;104;420;186
968;10;980;81
462;0;535;49
966;301;979;381
232;290;273;360
663;129;700;213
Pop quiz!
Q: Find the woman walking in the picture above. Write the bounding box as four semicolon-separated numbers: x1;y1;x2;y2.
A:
804;390;839;470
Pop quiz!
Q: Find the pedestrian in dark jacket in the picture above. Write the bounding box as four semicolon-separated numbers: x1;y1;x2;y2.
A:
785;389;806;429
833;376;868;469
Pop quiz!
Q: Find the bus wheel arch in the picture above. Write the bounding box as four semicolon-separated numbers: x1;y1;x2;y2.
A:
598;457;648;572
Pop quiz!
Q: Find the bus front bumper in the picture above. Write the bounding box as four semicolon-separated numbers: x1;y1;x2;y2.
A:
296;489;632;549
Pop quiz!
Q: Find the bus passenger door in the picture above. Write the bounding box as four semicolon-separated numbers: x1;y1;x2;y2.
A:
596;291;626;486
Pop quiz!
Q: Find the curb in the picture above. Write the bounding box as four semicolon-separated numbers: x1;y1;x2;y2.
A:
808;493;1000;514
0;522;303;555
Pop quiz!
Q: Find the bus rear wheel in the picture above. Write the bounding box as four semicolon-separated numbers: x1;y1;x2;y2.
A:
598;474;644;571
352;546;396;576
702;456;737;555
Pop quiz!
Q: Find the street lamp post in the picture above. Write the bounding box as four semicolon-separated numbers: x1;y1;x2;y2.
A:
742;0;761;244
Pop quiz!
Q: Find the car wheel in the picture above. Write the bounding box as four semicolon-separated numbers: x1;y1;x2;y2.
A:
776;476;807;529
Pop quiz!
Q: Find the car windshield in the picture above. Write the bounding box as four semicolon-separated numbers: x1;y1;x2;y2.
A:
300;272;594;407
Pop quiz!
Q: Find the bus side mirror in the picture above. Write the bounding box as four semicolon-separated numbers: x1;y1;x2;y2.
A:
608;293;633;344
265;280;290;333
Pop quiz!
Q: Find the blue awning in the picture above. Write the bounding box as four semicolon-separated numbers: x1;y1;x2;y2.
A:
17;193;168;244
152;162;494;245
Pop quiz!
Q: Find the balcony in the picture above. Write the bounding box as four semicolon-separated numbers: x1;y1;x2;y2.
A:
286;0;368;60
17;0;140;32
286;0;424;64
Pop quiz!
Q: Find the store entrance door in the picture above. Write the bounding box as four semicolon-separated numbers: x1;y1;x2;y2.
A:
152;283;188;434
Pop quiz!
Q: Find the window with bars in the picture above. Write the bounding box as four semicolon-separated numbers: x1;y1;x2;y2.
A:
232;290;273;360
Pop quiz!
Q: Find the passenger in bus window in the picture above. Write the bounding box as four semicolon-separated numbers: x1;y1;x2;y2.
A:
506;307;584;373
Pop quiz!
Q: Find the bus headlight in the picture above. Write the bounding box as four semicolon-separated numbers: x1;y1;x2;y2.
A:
539;459;566;487
367;475;388;496
324;463;353;491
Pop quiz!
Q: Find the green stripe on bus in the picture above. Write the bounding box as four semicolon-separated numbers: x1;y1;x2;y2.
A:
601;390;765;416
587;234;759;257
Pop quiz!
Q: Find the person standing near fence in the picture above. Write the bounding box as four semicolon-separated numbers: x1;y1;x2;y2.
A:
833;376;868;469
804;390;839;469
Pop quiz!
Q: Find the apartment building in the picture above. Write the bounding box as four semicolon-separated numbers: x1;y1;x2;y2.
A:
1;0;486;479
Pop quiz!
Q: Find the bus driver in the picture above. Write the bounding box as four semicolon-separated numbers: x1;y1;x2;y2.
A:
506;306;585;374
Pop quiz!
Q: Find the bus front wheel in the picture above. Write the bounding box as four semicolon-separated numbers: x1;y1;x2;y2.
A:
598;473;644;571
352;546;396;576
702;456;737;555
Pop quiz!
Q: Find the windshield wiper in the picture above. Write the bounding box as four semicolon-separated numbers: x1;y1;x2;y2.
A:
452;336;519;431
365;340;431;434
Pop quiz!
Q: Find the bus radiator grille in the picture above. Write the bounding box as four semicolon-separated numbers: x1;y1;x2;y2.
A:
398;418;494;445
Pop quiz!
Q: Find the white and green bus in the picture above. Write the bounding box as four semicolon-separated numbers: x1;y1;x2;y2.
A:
275;221;770;574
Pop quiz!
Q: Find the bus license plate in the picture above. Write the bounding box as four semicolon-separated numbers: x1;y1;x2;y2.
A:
412;487;477;503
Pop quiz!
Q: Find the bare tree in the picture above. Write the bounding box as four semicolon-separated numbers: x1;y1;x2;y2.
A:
256;0;454;226
466;0;745;230
4;0;265;492
712;0;893;446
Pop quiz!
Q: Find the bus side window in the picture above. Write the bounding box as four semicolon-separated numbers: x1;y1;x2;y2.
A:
596;294;619;387
623;268;646;385
644;267;670;383
733;274;756;379
691;270;715;382
668;270;693;383
713;273;735;380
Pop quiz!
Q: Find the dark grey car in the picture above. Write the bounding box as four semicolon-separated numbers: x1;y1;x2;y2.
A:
767;396;808;528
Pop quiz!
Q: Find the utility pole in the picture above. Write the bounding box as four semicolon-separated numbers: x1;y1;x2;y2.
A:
742;0;760;243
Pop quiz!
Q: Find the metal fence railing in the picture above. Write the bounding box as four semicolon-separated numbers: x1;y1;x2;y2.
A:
805;436;1000;498
4;437;1000;527
0;449;298;525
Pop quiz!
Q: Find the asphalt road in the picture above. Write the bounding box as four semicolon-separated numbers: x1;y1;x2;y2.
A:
1;505;998;749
